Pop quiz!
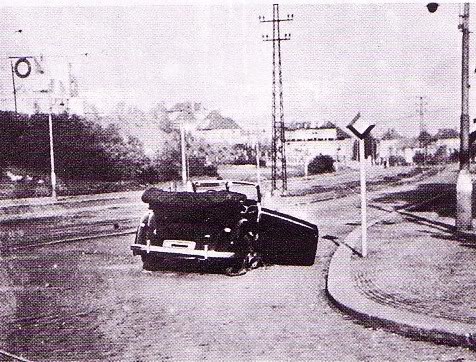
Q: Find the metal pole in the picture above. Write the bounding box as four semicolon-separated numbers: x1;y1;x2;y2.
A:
271;5;277;194
359;139;368;257
10;60;17;114
180;123;187;185
259;4;292;194
48;104;57;199
276;4;287;192
255;141;261;186
456;2;472;231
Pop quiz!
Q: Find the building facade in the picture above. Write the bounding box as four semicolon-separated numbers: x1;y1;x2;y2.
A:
195;110;246;145
285;122;353;166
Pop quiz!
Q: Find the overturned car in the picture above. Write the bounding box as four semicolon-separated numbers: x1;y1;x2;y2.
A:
131;180;318;276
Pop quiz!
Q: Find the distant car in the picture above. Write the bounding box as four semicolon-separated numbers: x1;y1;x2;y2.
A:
131;180;318;276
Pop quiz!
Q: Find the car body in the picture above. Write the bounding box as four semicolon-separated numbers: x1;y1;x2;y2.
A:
131;180;318;275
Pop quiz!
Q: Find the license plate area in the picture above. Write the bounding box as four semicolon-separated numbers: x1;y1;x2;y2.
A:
163;240;196;249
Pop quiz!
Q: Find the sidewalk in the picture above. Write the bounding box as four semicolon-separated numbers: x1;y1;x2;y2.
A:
327;182;476;349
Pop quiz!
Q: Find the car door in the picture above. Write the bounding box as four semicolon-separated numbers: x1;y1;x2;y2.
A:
258;208;318;266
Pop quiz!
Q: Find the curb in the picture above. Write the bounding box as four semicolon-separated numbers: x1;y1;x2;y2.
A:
326;202;476;349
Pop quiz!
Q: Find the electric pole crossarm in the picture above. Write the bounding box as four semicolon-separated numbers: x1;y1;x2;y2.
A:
259;13;294;23
259;19;293;23
263;38;291;42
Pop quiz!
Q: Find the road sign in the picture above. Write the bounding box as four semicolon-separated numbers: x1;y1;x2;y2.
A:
14;58;32;78
346;112;375;140
347;113;375;258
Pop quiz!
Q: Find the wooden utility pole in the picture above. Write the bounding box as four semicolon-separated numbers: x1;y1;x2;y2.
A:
456;2;473;231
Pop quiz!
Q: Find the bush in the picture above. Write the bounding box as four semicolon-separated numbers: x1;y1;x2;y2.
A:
389;155;407;166
308;155;335;175
0;111;150;182
188;156;218;177
232;157;266;167
450;151;459;163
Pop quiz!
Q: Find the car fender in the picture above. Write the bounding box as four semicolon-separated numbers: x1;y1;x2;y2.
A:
135;211;155;245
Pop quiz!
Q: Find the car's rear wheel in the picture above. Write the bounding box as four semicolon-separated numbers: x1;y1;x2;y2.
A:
141;254;163;271
224;257;248;277
248;253;263;269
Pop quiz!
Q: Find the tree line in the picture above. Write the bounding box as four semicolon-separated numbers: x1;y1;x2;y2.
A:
0;111;216;185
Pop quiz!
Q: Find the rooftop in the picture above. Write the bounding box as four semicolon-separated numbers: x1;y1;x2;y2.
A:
286;121;351;139
198;111;241;131
434;128;459;139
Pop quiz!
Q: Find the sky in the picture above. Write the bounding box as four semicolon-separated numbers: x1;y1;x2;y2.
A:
0;2;473;136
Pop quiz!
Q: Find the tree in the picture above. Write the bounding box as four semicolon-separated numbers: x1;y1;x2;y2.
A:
417;130;434;148
308;155;335;175
149;103;174;133
0;111;151;182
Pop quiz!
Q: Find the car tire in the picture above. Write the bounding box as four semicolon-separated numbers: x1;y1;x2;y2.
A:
225;257;248;277
141;254;162;271
248;253;263;270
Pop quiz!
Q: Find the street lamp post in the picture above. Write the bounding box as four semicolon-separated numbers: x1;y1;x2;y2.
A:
48;105;57;199
180;122;187;185
48;98;64;199
255;140;261;186
167;109;189;187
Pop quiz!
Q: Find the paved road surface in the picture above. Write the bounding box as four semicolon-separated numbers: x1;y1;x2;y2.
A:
0;168;475;361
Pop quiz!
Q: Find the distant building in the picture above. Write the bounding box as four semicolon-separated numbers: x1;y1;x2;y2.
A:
377;129;403;161
377;129;422;165
376;128;459;166
434;128;459;156
168;102;207;130
195;110;245;144
285;121;353;166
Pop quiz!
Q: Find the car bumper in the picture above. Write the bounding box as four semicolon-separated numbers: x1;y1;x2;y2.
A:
131;243;236;261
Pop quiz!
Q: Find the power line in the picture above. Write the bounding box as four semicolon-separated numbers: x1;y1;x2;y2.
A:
259;4;293;194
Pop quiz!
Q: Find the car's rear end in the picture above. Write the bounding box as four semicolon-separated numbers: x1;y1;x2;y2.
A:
131;189;250;270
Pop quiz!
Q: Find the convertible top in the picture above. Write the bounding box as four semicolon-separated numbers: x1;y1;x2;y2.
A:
142;188;246;206
142;188;247;223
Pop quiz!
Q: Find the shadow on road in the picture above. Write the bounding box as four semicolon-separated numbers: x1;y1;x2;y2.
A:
373;182;476;244
373;183;464;217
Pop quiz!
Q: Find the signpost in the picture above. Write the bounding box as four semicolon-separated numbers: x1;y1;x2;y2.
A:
167;109;189;187
347;113;375;257
255;141;261;186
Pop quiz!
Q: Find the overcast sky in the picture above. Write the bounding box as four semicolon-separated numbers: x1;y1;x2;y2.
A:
0;3;473;136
